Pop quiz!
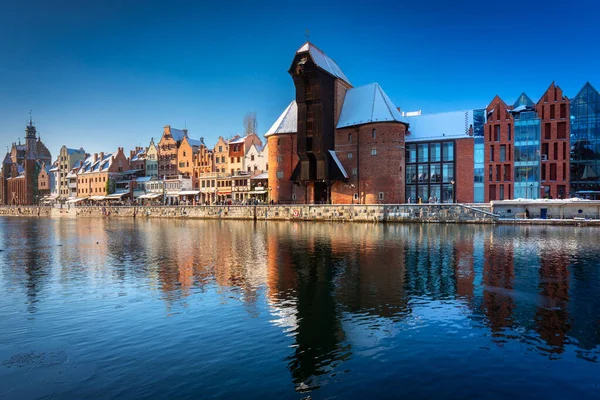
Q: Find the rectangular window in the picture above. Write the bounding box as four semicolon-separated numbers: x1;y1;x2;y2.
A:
500;185;505;200
430;164;441;183
545;123;551;139
418;165;428;182
443;163;454;182
496;165;501;181
542;164;546;180
352;168;357;176
563;163;566;181
442;142;454;161
508;124;512;141
276;171;283;179
560;103;566;119
488;125;492;141
500;145;506;162
430;143;441;162
563;142;566;159
550;163;557;180
372;129;377;139
550;104;555;119
553;142;558;161
557;122;566;139
406;144;417;163
417;144;428;162
348;152;353;159
489;166;493;182
494;125;500;141
503;165;510;181
371;148;377;156
406;165;416;183
490;145;494;162
542;143;549;159
348;133;352;143
277;156;283;162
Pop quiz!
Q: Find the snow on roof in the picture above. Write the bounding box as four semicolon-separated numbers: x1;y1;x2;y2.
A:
296;42;351;85
66;148;85;155
251;172;269;180
405;110;474;142
228;136;245;144
186;138;202;147
329;151;349;179
336;83;406;129
131;150;146;161
265;101;297;137
170;128;186;141
135;176;153;183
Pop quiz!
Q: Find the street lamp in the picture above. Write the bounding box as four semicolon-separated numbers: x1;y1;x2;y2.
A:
450;180;455;203
529;183;533;199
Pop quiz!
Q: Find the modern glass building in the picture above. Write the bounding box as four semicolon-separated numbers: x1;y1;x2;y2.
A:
512;93;541;199
570;83;600;198
473;109;486;202
405;141;455;203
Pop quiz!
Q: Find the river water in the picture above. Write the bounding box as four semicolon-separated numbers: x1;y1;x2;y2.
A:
0;218;599;399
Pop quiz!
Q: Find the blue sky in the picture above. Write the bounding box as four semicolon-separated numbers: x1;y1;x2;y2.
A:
1;0;598;156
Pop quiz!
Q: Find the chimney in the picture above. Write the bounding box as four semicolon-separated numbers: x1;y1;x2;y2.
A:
130;150;135;159
99;152;104;161
93;153;98;163
469;125;474;136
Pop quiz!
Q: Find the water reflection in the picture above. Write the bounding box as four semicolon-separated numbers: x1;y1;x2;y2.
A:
1;219;599;398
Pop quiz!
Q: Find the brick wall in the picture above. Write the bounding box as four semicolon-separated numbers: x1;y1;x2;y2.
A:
268;134;305;203
332;122;406;204
456;138;474;203
484;97;514;202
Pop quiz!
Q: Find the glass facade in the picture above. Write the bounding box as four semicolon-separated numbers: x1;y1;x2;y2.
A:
570;83;600;197
406;141;456;203
513;110;541;199
473;109;486;202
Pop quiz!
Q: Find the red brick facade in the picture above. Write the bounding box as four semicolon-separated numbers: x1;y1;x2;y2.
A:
267;134;305;203
455;138;474;203
484;96;515;202
536;83;570;199
332;123;406;204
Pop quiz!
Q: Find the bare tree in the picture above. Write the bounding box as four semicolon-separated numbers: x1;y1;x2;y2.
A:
244;112;258;135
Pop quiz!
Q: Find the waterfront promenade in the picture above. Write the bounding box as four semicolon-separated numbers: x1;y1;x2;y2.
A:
2;201;600;225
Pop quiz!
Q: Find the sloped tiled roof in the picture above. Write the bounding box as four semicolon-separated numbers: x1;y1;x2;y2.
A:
296;42;351;85
336;83;406;129
405;110;474;142
265;101;297;137
170;128;186;141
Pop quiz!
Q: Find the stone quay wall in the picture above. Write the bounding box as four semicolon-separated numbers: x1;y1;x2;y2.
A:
69;204;498;223
0;206;53;217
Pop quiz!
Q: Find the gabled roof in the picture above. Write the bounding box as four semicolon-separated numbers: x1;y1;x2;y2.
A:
336;83;406;129
2;152;11;164
513;92;535;108
265;101;297;137
571;82;600;103
405;110;474;143
66;148;85;156
296;42;351;85
170;128;186;141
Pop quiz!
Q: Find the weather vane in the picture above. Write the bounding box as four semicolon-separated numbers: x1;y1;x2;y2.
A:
305;29;310;41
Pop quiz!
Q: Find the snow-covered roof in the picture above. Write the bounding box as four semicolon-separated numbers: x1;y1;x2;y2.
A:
131;150;146;161
265;101;297;137
405;110;474;142
228;136;245;144
66;148;85;156
336;83;406;129
135;176;153;183
186;138;202;147
296;42;351;85
79;152;115;174
170;128;186;141
251;172;269;180
329;151;349;179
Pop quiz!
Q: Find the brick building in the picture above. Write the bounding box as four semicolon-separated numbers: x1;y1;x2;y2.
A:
268;42;407;204
158;125;188;178
484;83;571;201
0;118;53;205
76;148;130;198
404;110;475;203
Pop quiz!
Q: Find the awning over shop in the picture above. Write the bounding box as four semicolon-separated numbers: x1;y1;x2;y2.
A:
248;189;267;194
90;196;105;200
166;191;180;196
217;190;231;195
105;192;128;200
138;193;162;199
67;197;86;203
178;190;200;196
251;172;268;180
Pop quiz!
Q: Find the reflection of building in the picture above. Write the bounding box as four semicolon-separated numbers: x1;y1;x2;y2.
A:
404;111;475;203
570;82;600;197
482;232;515;332
0;118;53;205
536;251;571;354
